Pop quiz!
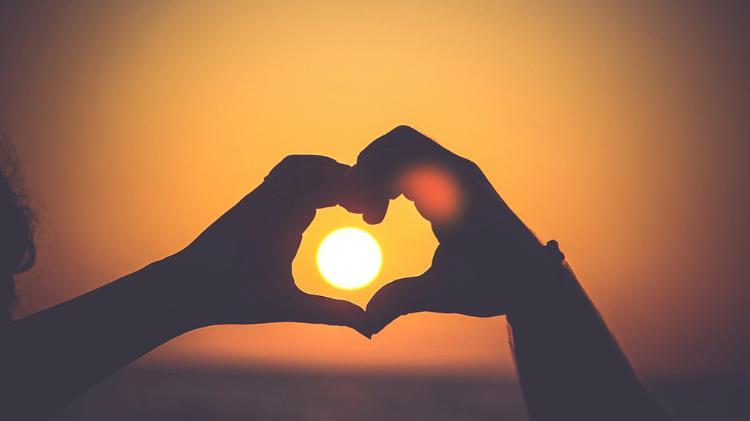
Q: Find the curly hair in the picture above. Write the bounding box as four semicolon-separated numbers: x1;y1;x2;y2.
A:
0;135;36;324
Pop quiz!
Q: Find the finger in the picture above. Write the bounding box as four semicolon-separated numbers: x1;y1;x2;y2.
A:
338;165;391;224
340;126;439;221
357;125;451;165
293;292;371;338
340;126;468;226
365;273;436;335
263;154;350;209
262;155;350;237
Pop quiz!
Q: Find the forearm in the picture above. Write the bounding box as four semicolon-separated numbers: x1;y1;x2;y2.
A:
507;262;666;421
0;258;198;419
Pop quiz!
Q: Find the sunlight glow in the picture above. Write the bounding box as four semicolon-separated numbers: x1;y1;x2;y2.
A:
316;227;382;290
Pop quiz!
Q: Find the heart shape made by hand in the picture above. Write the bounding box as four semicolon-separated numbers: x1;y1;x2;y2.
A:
320;126;549;335
178;125;550;339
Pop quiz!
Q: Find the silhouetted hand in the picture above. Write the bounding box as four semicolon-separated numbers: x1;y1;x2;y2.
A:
342;126;547;334
170;155;369;336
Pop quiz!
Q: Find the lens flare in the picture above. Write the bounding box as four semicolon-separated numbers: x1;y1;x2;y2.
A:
398;164;462;224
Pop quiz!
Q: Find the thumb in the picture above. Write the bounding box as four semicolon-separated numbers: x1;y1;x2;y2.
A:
365;273;434;335
293;292;371;338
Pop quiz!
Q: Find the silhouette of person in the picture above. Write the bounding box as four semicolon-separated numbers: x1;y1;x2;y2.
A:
345;126;669;421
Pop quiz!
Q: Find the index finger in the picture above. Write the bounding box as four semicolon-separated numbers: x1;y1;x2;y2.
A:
256;155;351;241
262;154;350;210
341;126;470;225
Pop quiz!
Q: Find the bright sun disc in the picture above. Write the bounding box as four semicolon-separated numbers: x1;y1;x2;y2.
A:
316;227;382;290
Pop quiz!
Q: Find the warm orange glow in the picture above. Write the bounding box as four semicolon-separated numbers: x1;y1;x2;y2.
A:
4;1;748;378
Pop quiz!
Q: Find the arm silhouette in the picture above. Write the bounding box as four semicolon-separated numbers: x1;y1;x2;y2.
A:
0;155;368;420
349;126;667;421
507;261;666;420
1;260;196;419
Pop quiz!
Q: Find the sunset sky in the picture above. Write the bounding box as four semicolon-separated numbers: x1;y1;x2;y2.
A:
1;1;748;378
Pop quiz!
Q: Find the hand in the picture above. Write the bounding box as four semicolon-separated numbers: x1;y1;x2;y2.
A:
168;155;369;337
341;126;548;334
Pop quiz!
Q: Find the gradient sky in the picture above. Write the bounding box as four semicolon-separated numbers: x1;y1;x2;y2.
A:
1;1;748;377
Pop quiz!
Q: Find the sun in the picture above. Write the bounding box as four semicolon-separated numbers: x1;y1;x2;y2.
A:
316;227;383;290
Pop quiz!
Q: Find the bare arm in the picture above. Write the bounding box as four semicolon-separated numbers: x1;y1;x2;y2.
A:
0;155;368;420
0;260;193;419
507;259;667;420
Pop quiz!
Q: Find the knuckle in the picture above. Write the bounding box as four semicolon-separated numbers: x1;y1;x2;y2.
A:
357;125;424;162
279;154;304;166
278;154;341;172
272;155;297;172
390;124;418;136
387;125;424;146
458;156;481;174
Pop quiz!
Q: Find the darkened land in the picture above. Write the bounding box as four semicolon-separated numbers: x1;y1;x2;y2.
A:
54;365;748;420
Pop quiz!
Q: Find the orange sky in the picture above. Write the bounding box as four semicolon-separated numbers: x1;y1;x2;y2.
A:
1;1;748;377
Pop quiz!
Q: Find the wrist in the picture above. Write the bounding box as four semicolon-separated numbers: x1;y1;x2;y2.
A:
144;255;214;333
505;241;578;323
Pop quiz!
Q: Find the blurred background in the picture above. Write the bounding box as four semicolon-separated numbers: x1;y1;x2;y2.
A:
1;1;748;419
